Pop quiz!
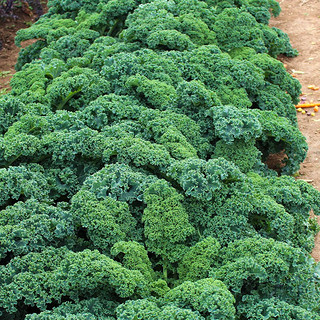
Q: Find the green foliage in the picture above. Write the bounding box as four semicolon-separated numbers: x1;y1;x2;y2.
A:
238;297;320;320
25;298;116;319
0;248;149;313
143;180;195;268
213;237;320;316
167;157;244;201
46;66;110;110
0;95;26;134
1;0;319;319
0;200;75;259
71;190;138;253
164;278;236;319
213;139;262;173
116;298;205;320
177;237;220;281
15;40;46;71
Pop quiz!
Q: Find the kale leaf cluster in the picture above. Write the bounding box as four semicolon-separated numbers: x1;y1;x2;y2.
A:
1;0;320;319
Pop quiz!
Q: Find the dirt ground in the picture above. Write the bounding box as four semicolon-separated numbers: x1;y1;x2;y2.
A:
1;1;320;259
270;0;320;261
0;4;41;94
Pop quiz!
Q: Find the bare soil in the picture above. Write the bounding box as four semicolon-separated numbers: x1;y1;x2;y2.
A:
1;1;320;258
0;4;42;94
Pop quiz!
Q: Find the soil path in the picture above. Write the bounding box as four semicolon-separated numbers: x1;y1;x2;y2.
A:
0;5;42;93
270;0;320;261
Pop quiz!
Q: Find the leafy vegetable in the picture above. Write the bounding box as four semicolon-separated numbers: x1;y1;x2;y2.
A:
1;0;319;319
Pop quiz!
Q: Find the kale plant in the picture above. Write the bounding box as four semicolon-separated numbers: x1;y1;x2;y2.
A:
1;0;320;319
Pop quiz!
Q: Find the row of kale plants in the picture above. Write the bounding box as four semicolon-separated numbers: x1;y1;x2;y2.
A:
1;0;320;319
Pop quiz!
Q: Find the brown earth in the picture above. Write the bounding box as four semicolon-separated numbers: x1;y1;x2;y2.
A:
0;3;43;94
1;1;320;258
270;0;320;261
